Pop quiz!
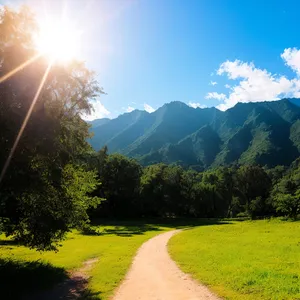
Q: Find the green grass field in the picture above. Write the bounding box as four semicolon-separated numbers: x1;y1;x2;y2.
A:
0;218;224;299
0;221;171;300
169;219;300;300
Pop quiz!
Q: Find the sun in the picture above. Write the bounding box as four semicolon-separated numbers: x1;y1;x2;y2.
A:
35;18;82;62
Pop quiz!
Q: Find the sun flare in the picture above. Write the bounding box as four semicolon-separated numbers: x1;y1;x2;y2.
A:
35;19;82;62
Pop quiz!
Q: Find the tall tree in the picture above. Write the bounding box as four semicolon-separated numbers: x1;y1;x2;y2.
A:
0;6;102;250
236;165;271;218
215;167;238;217
94;153;142;217
272;166;300;219
140;164;167;217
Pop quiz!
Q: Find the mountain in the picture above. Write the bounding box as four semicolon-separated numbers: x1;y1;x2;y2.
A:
288;98;300;108
89;98;300;169
87;118;110;128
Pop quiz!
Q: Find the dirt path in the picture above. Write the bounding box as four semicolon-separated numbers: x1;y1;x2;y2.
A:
25;258;98;300
112;230;221;300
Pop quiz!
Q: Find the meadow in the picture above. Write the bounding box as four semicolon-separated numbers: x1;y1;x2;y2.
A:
2;218;300;300
0;218;218;299
169;219;300;300
0;221;172;300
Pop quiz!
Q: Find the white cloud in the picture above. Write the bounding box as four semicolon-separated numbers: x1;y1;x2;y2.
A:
207;48;300;110
225;84;231;89
210;81;217;86
144;103;155;113
188;102;207;109
205;92;226;101
82;99;110;121
126;106;135;112
281;48;300;75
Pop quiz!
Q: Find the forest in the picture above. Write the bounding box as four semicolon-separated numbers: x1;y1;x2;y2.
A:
86;147;300;221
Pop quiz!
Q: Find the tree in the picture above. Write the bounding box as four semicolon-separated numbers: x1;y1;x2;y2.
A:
274;193;300;219
190;181;221;217
140;164;167;217
161;165;185;216
0;6;103;250
180;169;199;215
273;169;300;219
267;165;286;185
236;165;271;218
214;167;239;217
93;153;142;217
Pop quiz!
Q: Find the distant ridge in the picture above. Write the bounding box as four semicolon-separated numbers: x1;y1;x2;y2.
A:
87;118;110;128
88;98;300;170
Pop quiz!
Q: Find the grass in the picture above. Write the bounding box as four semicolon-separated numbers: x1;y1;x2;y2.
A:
168;219;300;300
0;218;241;299
0;218;222;300
0;221;171;300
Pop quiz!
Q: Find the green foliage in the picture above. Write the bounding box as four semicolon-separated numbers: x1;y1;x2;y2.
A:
139;163;167;216
274;193;300;219
90;152;142;217
267;165;286;184
236;165;271;218
272;166;300;219
0;7;103;250
89;148;284;220
62;164;102;222
140;164;187;217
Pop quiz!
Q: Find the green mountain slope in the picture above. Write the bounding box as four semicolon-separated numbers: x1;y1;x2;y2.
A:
124;102;221;156
89;98;300;169
140;125;222;170
88;118;110;128
89;110;150;151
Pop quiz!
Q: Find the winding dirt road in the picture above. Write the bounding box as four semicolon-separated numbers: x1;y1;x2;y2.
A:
112;230;221;300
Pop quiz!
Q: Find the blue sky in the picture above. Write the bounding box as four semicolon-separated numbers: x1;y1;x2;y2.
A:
4;0;300;119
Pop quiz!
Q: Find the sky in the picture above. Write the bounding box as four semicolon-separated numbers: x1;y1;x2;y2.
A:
3;0;300;119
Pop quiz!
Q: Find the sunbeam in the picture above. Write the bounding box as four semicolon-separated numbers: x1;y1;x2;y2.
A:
0;61;53;184
0;54;41;84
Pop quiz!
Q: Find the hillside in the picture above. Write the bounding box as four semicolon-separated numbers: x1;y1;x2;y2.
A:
89;98;300;169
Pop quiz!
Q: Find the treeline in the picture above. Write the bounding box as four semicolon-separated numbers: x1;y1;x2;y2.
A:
87;147;300;220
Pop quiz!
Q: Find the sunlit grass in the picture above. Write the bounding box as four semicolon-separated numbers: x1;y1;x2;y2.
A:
0;222;170;299
168;219;300;300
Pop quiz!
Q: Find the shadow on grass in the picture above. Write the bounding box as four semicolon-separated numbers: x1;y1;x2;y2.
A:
81;223;162;237
28;276;103;300
102;224;162;237
0;239;21;246
84;218;233;237
0;258;103;300
79;290;103;300
0;258;67;299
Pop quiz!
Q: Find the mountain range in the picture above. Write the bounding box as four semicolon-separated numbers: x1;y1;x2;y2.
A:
88;98;300;170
